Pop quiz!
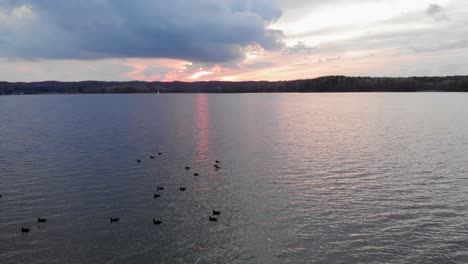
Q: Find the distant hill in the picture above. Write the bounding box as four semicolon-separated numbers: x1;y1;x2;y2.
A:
1;76;468;95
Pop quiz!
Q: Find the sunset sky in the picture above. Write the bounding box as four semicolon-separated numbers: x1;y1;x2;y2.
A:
1;0;467;82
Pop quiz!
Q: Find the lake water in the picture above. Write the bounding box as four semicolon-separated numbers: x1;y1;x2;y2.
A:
0;93;467;263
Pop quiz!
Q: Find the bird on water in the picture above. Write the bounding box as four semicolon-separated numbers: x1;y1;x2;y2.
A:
37;218;47;223
21;227;30;233
212;210;220;215
215;160;220;163
209;216;217;222
180;187;186;191
157;186;164;191
194;173;199;176
150;156;155;159
154;194;161;198
185;166;191;170
137;159;141;163
110;218;119;223
153;219;162;225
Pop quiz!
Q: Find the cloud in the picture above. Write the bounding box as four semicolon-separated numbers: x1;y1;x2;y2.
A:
283;41;318;54
319;56;341;62
244;61;274;69
280;1;465;57
426;3;444;15
0;0;283;63
426;3;448;20
2;0;468;82
0;58;134;81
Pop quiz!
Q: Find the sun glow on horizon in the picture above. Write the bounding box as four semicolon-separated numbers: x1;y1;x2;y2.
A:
189;71;214;80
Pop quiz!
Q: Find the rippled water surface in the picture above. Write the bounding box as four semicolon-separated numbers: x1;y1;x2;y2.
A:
0;93;467;263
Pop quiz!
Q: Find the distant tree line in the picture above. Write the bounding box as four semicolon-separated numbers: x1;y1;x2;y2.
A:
1;76;468;95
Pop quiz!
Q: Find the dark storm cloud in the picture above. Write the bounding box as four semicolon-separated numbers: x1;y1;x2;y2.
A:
0;0;283;62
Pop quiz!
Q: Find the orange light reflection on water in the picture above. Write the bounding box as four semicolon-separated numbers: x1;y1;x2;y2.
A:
193;94;213;165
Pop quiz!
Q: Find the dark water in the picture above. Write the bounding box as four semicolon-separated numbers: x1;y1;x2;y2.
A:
0;93;467;264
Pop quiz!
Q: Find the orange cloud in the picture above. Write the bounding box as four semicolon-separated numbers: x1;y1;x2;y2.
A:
118;45;436;82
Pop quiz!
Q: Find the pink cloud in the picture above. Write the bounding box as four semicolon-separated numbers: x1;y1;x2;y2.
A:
118;47;433;82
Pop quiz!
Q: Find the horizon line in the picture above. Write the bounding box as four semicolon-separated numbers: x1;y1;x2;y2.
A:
2;75;468;84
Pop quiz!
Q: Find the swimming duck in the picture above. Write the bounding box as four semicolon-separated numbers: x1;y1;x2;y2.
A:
153;219;162;225
194;173;199;176
21;227;30;233
150;156;155;159
154;194;161;198
37;218;47;223
110;218;119;223
185;166;191;170
156;186;164;191
212;210;221;215
137;159;142;163
209;216;217;222
179;187;186;191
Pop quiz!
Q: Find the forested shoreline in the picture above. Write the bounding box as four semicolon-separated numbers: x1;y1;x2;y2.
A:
1;75;468;95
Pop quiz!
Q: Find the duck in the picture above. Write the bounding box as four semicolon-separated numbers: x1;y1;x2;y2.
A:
0;194;2;198
150;156;155;159
214;165;220;169
153;194;161;198
21;227;30;233
37;218;47;223
156;186;164;191
215;160;220;163
212;210;221;215
158;152;163;155
209;216;217;222
185;166;191;170
137;159;142;163
179;187;186;191
110;218;119;223
194;173;199;176
153;219;162;225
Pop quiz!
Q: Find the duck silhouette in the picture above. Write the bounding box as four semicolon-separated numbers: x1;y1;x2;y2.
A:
21;227;30;233
179;187;186;191
209;216;217;222
153;219;162;225
150;156;155;159
215;160;220;163
110;218;119;223
137;159;141;163
156;186;164;191
214;165;220;169
212;210;221;215
37;218;47;223
185;166;191;170
158;152;163;155
194;173;199;176
154;194;161;198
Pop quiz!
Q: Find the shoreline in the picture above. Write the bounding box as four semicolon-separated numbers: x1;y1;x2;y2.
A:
1;75;468;94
